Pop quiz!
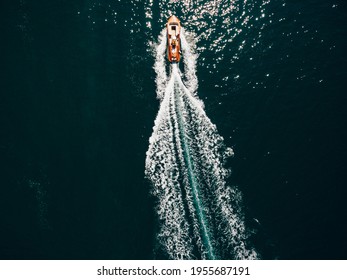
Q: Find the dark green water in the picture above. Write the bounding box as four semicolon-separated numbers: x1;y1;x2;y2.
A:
1;0;346;259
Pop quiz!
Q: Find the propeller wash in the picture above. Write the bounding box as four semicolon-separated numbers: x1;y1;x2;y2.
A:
145;27;259;260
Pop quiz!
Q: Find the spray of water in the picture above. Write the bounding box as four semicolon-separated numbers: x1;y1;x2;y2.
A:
145;29;258;260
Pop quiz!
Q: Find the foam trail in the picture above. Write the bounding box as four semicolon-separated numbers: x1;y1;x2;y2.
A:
146;30;259;259
146;70;196;259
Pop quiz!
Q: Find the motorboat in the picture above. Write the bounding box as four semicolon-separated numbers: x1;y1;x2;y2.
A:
166;16;181;63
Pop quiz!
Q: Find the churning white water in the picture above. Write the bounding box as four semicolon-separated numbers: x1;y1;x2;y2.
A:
145;29;258;260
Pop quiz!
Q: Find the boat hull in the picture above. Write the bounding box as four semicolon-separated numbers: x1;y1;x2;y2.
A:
166;16;181;63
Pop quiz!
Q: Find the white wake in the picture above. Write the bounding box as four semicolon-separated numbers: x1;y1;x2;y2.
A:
145;29;258;260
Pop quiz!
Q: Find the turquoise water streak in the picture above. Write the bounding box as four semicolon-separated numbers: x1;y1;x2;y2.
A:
173;69;216;260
